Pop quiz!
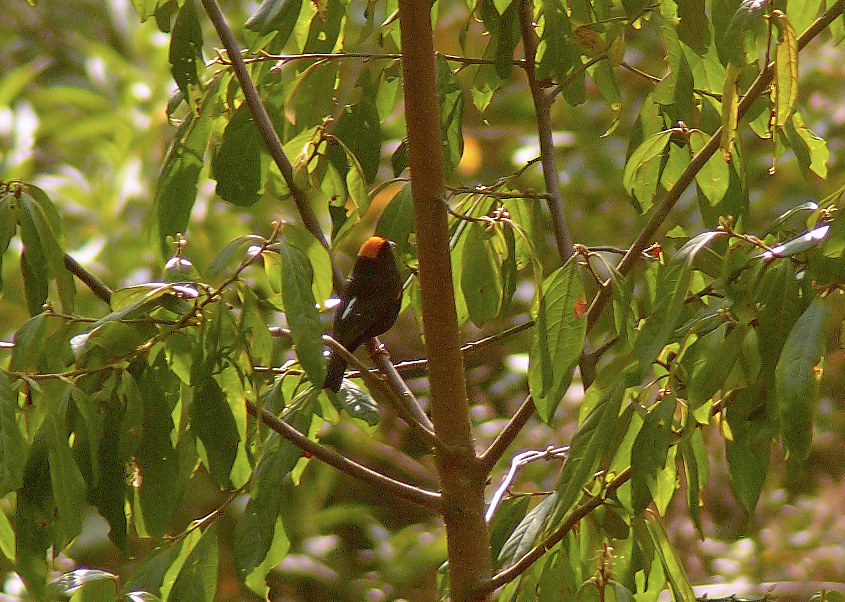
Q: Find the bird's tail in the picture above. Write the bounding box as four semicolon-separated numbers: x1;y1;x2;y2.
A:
323;353;346;392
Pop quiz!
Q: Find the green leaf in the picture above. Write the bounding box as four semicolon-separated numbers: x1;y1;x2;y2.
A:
169;0;204;98
644;512;696;601
461;222;502;326
659;139;689;191
153;75;219;258
88;396;130;555
539;0;575;86
10;312;48;372
498;493;557;566
479;0;521;80
720;63;741;161
277;242;326;386
244;515;290;597
775;296;830;462
51;569;118;598
45;407;87;550
0;505;14;565
332;381;381;427
169;525;219;602
233;444;300;580
376;184;416;264
721;0;766;66
122;540;183;598
631;396;676;514
680;430;708;532
762;224;830;259
555;378;624;519
489;496;531;566
246;0;303;39
622;131;671;213
690;130;730;205
331;90;382;185
22;186;75;311
283;224;334;306
0;194;16;296
207;234;266;277
528;260;587;422
677;0;710;54
239;285;273;366
0;373;27;496
633;231;721;377
211;101;268;207
785;111;829;179
726;386;772;513
772;12;799;129
135;363;194;539
16;436;51;599
190;375;239;488
687;324;748;408
436;56;465;176
286;61;339;134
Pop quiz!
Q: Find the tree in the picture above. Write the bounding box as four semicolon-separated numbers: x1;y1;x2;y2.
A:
1;0;844;600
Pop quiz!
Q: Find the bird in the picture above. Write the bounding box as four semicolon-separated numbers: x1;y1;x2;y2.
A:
323;236;403;392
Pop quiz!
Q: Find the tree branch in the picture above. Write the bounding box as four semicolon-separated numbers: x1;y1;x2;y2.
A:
323;335;441;448
584;0;845;335
64;253;112;304
398;1;492;598
478;395;536;475
518;0;575;262
477;467;632;594
199;0;343;292
200;0;416;414
246;400;442;511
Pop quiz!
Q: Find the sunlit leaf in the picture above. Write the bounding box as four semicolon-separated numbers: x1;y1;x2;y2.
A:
622;130;671;212
775;296;830;462
278;242;325;386
690;129;730;205
720;63;741;162
153;75;219;258
461;222;502;326
169;525;218;602
169;0;204;99
644;512;696;600
528;260;587;422
772;12;799;129
211;102;268;207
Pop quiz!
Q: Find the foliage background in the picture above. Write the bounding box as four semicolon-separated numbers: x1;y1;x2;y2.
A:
1;0;845;599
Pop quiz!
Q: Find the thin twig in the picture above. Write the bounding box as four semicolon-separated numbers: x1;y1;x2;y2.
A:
199;0;343;291
64;253;112;304
201;0;416;418
518;0;575;262
584;0;845;337
478;395;537;474
246;400;442;511
446;185;553;201
478;466;632;594
484;445;569;522
323;335;442;449
222;50;504;67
